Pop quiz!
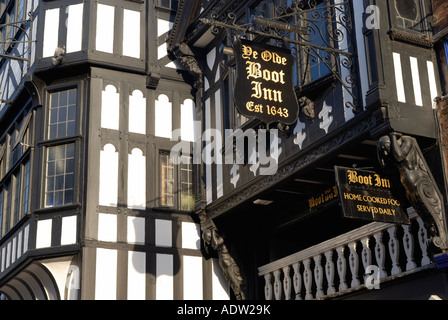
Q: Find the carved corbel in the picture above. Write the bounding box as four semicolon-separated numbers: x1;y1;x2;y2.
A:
202;227;247;300
170;42;203;90
377;132;448;253
298;95;315;122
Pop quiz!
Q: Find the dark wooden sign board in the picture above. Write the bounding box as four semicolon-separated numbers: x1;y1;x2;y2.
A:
233;38;299;125
335;166;410;224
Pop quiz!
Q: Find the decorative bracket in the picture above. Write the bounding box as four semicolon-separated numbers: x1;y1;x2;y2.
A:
378;132;448;253
202;228;247;300
0;10;36;63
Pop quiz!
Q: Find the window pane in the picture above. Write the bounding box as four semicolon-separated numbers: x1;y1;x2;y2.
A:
55;175;64;190
48;89;77;139
57;122;67;138
58;106;67;123
65;173;74;189
13;171;21;224
68;105;76;121
66;158;75;174
69;89;77;105
66;143;75;157
45;144;75;207
160;153;174;207
56;159;65;175
23;161;31;216
46;177;54;192
55;191;64;206
67;121;76;137
65;190;74;204
0;190;3;237
59;90;68;106
46;192;54;207
50;108;58;123
180;156;194;210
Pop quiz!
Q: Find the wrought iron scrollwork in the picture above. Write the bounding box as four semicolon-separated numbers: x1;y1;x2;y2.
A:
200;0;359;112
0;10;36;62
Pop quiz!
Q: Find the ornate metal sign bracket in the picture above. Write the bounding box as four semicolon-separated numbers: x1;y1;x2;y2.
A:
200;0;359;112
0;10;36;63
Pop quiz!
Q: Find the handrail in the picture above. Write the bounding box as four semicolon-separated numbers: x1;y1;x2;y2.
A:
258;208;431;300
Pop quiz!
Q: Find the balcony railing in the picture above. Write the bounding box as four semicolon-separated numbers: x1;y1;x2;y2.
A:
258;208;433;300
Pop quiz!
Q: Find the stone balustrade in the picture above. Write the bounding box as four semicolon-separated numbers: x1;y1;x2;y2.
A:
258;209;433;300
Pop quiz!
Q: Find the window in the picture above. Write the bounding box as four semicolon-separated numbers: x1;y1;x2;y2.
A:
157;0;177;11
48;89;77;139
0;161;30;237
161;152;174;207
0;142;5;180
180;155;194;211
0;189;3;237
4;181;11;234
0;109;32;238
444;38;448;72
43;87;78;209
298;0;332;84
22;159;30;215
12;169;20;224
251;0;273;19
160;152;194;210
45;143;75;207
394;0;423;33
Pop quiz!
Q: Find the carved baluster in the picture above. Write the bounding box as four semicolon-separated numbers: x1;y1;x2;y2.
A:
348;241;360;287
283;266;292;300
303;258;314;300
336;246;348;291
417;217;431;266
324;250;336;295
292;262;302;300
374;231;387;279
273;269;282;300
360;236;372;283
402;224;417;271
388;225;402;275
313;254;324;298
264;273;273;300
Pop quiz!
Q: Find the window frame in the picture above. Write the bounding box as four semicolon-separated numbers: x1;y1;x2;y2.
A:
393;0;431;36
45;86;80;141
0;104;33;239
444;38;448;73
156;0;178;12
158;150;194;211
43;142;76;208
41;84;81;210
0;153;30;237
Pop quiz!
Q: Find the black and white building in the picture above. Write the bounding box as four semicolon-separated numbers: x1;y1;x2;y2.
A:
0;0;447;300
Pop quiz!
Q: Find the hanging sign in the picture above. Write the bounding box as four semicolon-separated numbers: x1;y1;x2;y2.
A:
335;166;410;224
233;38;299;125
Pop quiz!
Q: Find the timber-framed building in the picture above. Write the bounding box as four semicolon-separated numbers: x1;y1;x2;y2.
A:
0;0;448;300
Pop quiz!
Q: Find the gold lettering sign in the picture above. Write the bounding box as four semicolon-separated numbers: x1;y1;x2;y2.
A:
233;39;299;125
308;186;338;212
335;166;410;224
